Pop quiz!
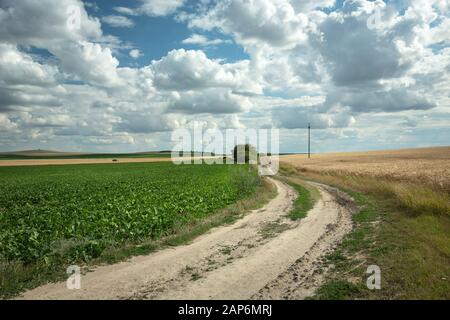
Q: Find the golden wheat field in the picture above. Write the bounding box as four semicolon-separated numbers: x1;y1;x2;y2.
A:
281;147;450;192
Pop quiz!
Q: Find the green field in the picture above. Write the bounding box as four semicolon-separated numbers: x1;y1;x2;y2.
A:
0;153;173;160
0;162;259;266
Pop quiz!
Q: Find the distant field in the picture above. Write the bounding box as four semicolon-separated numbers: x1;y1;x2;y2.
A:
281;147;450;192
0;157;174;167
0;152;222;167
0;163;258;265
0;153;172;160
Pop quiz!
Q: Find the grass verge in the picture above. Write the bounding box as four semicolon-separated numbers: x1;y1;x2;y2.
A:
275;176;319;221
281;163;450;299
0;173;276;299
285;178;319;221
282;164;450;218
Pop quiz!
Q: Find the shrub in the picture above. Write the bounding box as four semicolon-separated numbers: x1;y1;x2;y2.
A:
232;144;257;164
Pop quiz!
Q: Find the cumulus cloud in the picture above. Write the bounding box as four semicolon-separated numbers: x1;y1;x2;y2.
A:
333;89;436;112
0;0;448;152
187;0;309;47
18;112;72;128
222;114;246;129
115;113;172;133
151;49;233;90
52;41;122;87
0;0;123;88
0;0;102;47
272;106;355;129
309;3;413;87
290;0;336;12
0;87;62;111
0;44;61;111
0;114;17;131
150;49;260;93
0;44;57;87
167;89;252;114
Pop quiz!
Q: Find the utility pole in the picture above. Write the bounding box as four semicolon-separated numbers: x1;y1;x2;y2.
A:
308;123;311;159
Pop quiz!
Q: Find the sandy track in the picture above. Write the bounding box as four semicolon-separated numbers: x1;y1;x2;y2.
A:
19;178;354;300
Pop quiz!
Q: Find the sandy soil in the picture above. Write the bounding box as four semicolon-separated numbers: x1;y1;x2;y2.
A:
18;178;354;300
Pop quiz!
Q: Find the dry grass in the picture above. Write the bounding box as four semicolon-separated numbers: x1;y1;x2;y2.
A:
281;147;450;217
280;147;450;299
282;147;450;193
293;170;449;217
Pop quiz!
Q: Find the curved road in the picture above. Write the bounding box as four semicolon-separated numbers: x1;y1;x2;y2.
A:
19;178;354;300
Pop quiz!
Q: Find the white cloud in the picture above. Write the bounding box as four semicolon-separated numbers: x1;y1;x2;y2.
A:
0;44;61;111
272;106;355;129
101;15;135;28
53;41;122;87
167;88;252;114
150;49;260;94
139;0;185;16
187;0;309;47
0;114;18;132
129;49;143;59
182;34;231;46
113;6;139;16
115;113;172;133
290;0;336;12
0;0;102;47
0;0;449;152
0;44;57;88
113;0;185;17
222;114;246;129
317;22;406;85
0;0;123;88
331;88;435;113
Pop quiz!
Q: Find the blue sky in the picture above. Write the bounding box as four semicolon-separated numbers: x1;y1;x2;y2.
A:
0;0;449;153
86;0;249;66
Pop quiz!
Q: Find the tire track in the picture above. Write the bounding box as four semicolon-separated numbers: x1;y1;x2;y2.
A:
18;179;355;300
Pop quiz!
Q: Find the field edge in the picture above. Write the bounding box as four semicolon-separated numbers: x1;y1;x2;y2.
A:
280;163;450;300
1;171;277;300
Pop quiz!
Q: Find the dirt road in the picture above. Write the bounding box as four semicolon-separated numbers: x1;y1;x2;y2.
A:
19;178;354;300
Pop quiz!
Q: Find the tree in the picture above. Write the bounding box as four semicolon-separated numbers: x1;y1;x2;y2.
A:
232;144;257;164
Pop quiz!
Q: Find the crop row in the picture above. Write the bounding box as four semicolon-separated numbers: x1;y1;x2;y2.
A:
0;162;259;264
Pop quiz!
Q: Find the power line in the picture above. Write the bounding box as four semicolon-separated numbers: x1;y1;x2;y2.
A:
308;123;311;159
